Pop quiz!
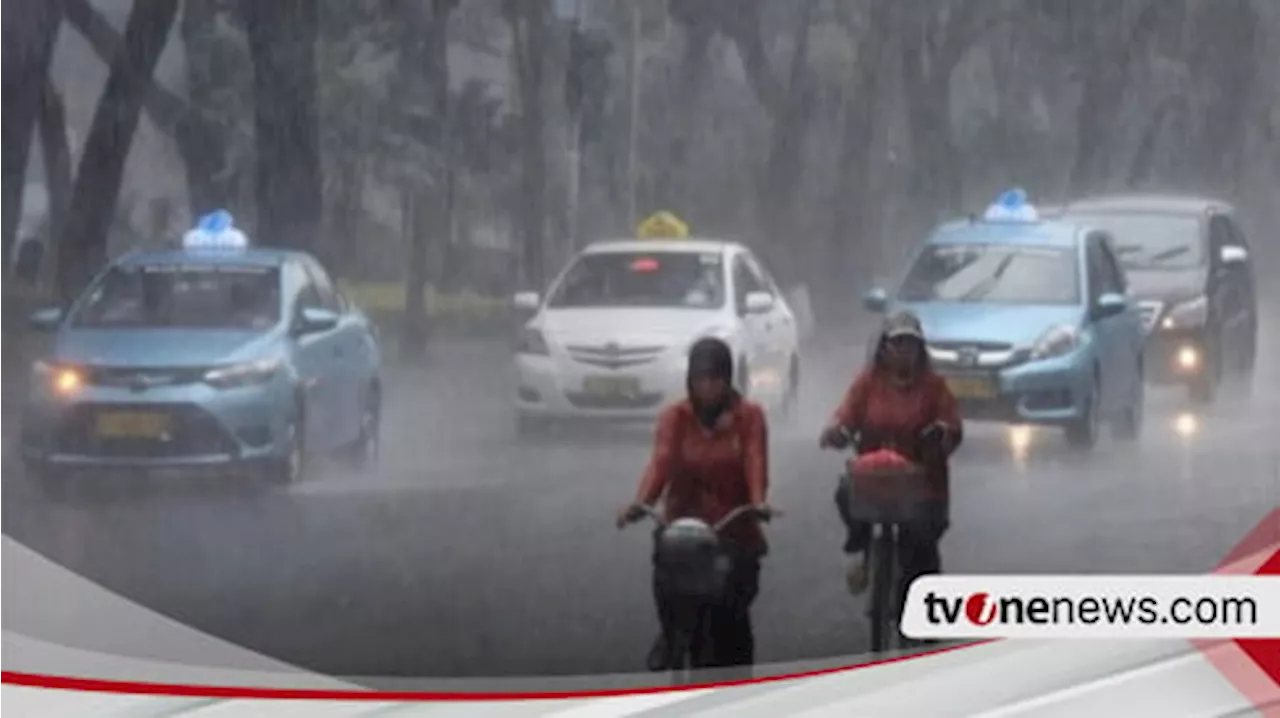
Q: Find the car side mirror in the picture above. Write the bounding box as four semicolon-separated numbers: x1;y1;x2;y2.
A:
862;288;889;313
1219;245;1248;265
293;307;340;336
744;291;775;314
512;291;541;311
28;306;63;331
1093;292;1128;320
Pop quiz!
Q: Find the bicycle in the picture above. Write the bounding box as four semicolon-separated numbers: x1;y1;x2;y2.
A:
623;503;775;677
825;428;937;653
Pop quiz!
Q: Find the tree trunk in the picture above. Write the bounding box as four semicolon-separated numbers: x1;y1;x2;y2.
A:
507;0;550;290
38;80;73;294
241;0;323;251
56;0;180;305
178;0;234;215
820;0;894;327
2;0;64;275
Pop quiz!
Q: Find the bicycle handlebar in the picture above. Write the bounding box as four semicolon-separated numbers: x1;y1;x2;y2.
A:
625;503;777;534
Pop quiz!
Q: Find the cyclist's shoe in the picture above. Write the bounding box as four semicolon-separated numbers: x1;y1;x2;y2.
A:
845;556;870;595
646;634;670;672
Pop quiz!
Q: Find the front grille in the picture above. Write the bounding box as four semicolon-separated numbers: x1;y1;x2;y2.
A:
53;402;240;459
564;391;665;410
1136;300;1164;334
566;343;666;370
84;366;207;390
929;340;1014;352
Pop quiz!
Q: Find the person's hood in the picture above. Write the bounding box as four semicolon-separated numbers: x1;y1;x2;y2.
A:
1122;267;1208;304
536;307;727;348
53;328;279;367
892;301;1086;348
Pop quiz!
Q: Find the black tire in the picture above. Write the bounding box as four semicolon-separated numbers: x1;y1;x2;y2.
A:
266;413;306;487
1112;365;1145;442
1065;375;1101;451
868;531;898;653
340;386;380;470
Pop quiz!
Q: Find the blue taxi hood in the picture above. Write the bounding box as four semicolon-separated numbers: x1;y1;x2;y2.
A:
53;328;278;367
892;301;1086;348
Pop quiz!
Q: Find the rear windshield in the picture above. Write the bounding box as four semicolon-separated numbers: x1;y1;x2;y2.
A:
898;243;1080;305
546;251;726;309
71;264;282;330
1064;212;1204;270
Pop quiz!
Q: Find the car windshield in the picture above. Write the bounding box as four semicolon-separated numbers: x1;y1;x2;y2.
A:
898;243;1080;305
70;264;282;330
546;251;726;309
1064;212;1204;270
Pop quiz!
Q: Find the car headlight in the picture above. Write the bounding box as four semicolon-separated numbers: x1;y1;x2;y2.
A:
32;360;85;396
1160;295;1208;330
516;326;550;356
1031;324;1080;360
204;358;281;389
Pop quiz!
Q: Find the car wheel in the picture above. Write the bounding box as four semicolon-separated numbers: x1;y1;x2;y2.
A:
267;416;306;487
776;357;800;426
1111;366;1144;443
1065;376;1101;451
341;387;380;470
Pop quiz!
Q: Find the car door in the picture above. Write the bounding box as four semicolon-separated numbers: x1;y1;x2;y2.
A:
1085;236;1125;414
731;253;772;391
286;260;344;451
1097;236;1144;404
1209;214;1252;368
744;252;796;373
300;257;366;444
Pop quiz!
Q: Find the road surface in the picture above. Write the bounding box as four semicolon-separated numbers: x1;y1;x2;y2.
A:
3;334;1278;680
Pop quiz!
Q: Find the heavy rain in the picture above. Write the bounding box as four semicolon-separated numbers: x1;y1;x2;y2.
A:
3;0;1278;686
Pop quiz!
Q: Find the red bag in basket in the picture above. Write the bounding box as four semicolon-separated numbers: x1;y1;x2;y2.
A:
847;449;926;503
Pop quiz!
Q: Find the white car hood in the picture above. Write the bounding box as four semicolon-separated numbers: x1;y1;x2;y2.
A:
536;308;729;348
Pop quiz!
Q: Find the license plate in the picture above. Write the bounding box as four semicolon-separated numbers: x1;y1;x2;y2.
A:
95;411;171;439
582;375;641;397
943;375;998;400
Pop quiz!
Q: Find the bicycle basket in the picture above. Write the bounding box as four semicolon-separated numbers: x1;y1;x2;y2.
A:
845;449;933;524
655;518;731;600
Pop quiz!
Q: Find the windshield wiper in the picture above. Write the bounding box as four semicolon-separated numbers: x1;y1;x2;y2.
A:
957;254;1016;302
1114;244;1144;255
1147;245;1190;264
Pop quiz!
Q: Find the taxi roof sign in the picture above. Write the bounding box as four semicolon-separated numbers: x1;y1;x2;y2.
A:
636;211;690;240
182;210;250;250
982;188;1039;223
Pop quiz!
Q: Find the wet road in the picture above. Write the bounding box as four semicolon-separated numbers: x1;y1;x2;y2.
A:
3;334;1278;679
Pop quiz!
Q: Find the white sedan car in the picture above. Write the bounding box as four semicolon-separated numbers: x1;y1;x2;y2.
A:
511;239;802;433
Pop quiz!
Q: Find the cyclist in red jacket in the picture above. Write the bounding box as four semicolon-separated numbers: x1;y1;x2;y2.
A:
819;311;963;599
618;337;775;671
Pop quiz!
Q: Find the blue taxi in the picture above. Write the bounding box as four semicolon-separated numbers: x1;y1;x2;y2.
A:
20;212;382;494
862;190;1146;450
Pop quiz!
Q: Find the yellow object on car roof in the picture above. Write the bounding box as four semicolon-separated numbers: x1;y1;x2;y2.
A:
635;211;690;240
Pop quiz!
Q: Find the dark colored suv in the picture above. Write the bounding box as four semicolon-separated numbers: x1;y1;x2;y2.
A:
1054;195;1257;405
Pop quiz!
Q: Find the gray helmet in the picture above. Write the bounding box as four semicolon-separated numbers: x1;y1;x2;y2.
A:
881;310;925;342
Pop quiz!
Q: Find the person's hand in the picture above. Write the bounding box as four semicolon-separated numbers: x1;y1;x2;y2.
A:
615;503;646;529
819;424;849;450
920;421;952;451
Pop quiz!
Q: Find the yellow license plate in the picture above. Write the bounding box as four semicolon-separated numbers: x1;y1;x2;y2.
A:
95;411;171;439
582;375;641;397
944;375;997;399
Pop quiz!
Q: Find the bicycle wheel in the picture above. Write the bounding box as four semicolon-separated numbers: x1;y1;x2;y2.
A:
868;527;898;653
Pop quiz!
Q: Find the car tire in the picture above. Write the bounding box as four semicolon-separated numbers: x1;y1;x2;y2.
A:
340;386;380;470
266;414;306;487
776;357;800;426
1065;375;1101;451
1112;365;1144;443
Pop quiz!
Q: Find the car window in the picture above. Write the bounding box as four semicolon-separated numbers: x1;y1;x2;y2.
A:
1090;234;1126;296
70;263;282;331
1065;212;1204;270
742;254;779;296
302;257;343;312
545;251;726;309
733;255;768;313
285;261;323;312
898;243;1080;305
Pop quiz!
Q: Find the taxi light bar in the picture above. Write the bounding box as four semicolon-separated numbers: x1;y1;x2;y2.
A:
982;188;1039;223
183;209;250;250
